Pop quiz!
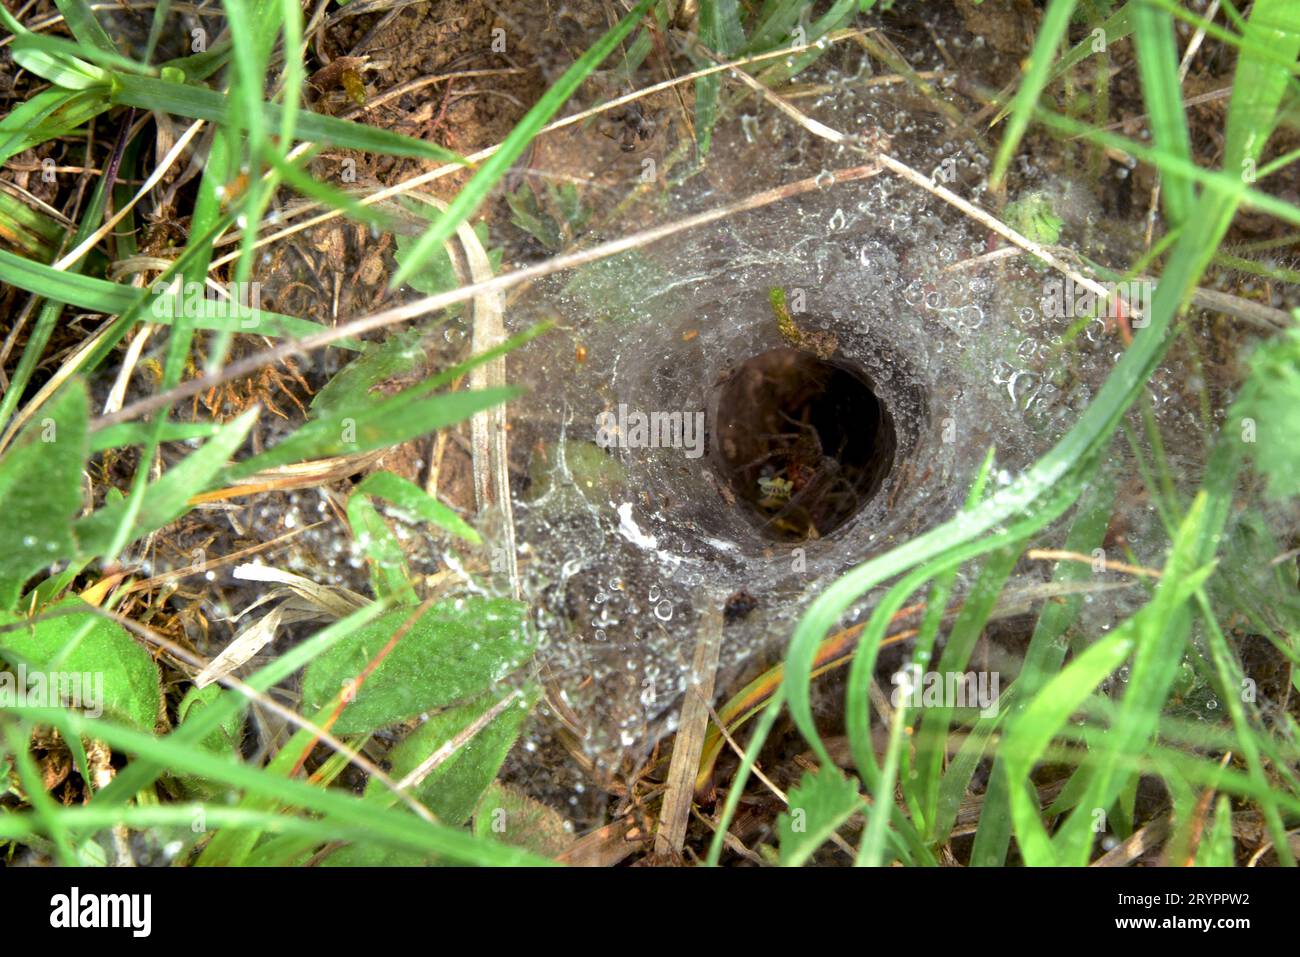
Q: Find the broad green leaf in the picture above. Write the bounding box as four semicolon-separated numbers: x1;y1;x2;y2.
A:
0;598;160;732
173;685;247;798
309;331;425;419
352;471;481;545
366;686;536;826
0;385;87;608
176;684;246;757
1231;325;1300;500
777;766;861;866
94;601;393;805
473;781;574;858
301;598;530;733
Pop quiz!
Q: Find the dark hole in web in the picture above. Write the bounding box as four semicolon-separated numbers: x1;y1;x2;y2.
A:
710;347;896;542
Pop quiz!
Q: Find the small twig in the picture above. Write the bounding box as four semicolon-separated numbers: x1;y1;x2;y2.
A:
1091;814;1173;867
395;689;523;791
1027;548;1162;580
654;604;723;858
51;117;202;272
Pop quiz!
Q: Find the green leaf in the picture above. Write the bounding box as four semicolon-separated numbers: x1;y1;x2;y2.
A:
301;598;531;733
95;601;393;805
1001;625;1134;865
390;218;496;315
0;249;354;346
1232;325;1300;500
1196;795;1235;867
176;684;246;758
51;0;118;54
473;781;574;857
232;386;517;478
367;686;535;825
346;493;411;600
110;75;465;164
309;331;425;419
74;407;258;558
352;471;481;545
0;598;160;732
0;385;88;608
10;44;109;89
777;766;861;866
0;88;107;174
1131;4;1195;226
506;184;586;253
971;480;1115;866
8;705;552;865
173;685;247;798
694;0;744;157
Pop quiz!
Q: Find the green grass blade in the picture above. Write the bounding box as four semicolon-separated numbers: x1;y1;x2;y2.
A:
989;0;1077;189
110;74;465;163
11;706;551;865
970;479;1115;865
388;0;654;289
52;0;118;54
1131;2;1195;225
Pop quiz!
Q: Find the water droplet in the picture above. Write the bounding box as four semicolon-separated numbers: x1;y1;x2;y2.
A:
654;600;673;621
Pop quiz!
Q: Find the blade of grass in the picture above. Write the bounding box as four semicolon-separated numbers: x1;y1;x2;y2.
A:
989;0;1077;190
93;600;394;804
970;477;1115;865
389;0;654;288
51;0;117;54
1131;2;1195;225
10;706;550;865
110;74;465;164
